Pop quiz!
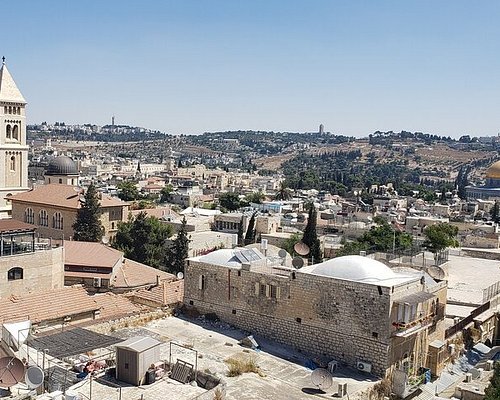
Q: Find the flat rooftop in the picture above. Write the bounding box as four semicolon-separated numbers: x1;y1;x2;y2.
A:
446;254;500;305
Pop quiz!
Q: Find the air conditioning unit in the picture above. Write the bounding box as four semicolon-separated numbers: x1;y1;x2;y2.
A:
357;361;372;373
93;277;102;288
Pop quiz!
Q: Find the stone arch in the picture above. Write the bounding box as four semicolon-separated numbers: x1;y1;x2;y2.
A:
6;124;11;139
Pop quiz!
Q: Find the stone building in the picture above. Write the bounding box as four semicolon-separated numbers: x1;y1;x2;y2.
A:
0;60;29;218
0;219;64;299
184;252;447;377
9;182;129;240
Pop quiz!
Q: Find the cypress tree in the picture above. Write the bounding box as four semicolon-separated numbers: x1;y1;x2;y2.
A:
165;217;191;274
302;204;322;263
244;212;257;245
73;184;104;242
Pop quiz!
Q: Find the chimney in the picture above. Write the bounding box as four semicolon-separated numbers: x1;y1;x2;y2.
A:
163;281;167;305
156;275;161;287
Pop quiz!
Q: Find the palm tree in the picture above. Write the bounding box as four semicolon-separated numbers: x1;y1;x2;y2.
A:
275;182;293;201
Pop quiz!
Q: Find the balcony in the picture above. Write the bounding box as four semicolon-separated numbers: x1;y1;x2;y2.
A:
392;317;435;337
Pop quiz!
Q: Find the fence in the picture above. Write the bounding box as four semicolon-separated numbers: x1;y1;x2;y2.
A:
445;301;491;339
483;281;500;303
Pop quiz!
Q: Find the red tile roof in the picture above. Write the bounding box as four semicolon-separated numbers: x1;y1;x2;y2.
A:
0;219;36;234
111;259;175;290
126;280;184;307
9;184;127;209
0;285;99;324
64;241;122;269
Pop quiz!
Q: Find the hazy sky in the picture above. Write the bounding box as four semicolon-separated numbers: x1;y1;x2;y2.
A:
3;1;499;137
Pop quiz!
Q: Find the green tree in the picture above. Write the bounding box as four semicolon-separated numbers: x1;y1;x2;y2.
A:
485;362;500;400
237;217;244;246
112;212;173;269
159;184;173;203
219;192;241;211
73;184;104;242
423;223;459;262
282;232;302;256
491;201;500;223
302;205;322;263
244;212;257;245
117;181;140;201
164;217;191;274
275;182;293;201
245;190;265;204
335;218;413;257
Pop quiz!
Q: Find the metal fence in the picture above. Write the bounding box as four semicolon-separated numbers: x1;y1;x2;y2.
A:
445;301;490;339
483;281;500;303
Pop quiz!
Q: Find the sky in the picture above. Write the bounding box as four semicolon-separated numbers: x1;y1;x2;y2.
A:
2;1;500;137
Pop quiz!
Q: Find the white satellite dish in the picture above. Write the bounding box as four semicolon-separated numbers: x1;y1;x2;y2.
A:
427;266;446;281
25;365;44;389
101;236;110;245
469;368;481;380
311;368;333;391
278;249;287;258
177;272;184;280
292;257;304;269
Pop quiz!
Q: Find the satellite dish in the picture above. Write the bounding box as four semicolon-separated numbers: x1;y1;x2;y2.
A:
427;266;446;281
25;365;44;389
292;257;304;269
0;357;25;388
294;242;310;256
311;368;333;391
278;249;287;258
177;272;184;280
101;236;110;245
469;368;481;380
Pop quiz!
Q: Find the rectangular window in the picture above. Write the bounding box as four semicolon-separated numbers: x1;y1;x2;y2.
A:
198;274;206;290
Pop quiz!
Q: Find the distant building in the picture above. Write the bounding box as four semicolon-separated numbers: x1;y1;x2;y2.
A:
319;124;324;135
0;60;29;218
184;251;447;377
466;160;500;200
9;183;129;240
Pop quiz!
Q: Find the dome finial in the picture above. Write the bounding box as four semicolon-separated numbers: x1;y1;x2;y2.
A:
1;56;5;65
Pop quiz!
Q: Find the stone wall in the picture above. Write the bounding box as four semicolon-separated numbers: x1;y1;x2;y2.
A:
0;246;64;298
184;260;432;376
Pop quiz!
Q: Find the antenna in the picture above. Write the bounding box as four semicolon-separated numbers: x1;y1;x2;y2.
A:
0;357;25;388
25;365;44;389
292;257;304;269
176;271;184;280
310;368;333;392
294;242;310;256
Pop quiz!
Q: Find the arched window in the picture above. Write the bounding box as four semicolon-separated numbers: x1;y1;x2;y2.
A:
10;155;15;171
3;106;6;114
6;124;11;139
39;210;48;227
8;106;12;114
24;208;34;224
53;212;63;230
12;125;18;140
58;178;62;184
12;107;16;115
17;107;20;114
8;267;23;281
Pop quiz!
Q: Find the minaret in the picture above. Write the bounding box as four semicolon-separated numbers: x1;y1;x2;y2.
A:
0;58;29;218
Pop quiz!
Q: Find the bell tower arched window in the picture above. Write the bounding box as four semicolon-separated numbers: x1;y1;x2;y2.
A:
12;125;18;140
6;124;11;139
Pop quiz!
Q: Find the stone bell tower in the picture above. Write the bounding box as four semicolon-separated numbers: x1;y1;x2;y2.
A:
0;58;29;218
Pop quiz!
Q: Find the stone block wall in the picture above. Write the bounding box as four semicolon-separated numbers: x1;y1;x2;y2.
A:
184;260;421;376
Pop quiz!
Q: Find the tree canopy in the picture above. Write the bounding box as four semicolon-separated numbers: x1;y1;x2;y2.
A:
218;192;241;211
485;362;500;400
72;184;104;242
335;218;413;257
164;217;191;274
423;223;459;254
302;205;322;263
117;181;140;201
112;211;173;269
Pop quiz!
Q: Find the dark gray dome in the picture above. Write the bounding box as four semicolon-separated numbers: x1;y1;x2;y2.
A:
46;156;78;175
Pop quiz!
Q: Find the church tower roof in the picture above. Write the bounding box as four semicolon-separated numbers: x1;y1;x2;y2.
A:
0;58;26;103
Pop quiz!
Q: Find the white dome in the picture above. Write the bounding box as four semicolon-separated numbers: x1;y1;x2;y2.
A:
300;255;400;283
